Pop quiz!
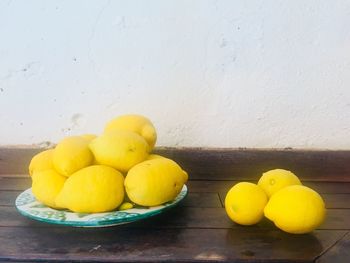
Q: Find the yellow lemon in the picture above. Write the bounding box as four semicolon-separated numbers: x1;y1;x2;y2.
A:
52;136;93;177
55;165;124;213
29;149;54;176
80;134;99;164
125;158;188;206
147;154;166;160
89;130;149;173
225;182;268;225
258;169;301;197
80;134;97;141
104;114;157;150
264;185;326;234
147;155;188;182
32;169;66;208
119;202;134;211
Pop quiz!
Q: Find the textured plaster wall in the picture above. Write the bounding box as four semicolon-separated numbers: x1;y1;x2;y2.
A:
0;0;350;149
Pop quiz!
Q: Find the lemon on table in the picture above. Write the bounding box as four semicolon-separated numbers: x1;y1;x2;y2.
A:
125;158;188;206
264;185;326;234
258;169;301;197
32;169;66;208
55;165;125;213
52;136;93;177
104;114;157;150
225;182;268;225
89;130;149;173
29;149;54;176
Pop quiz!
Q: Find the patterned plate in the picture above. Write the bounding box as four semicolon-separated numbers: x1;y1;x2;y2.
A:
16;185;187;227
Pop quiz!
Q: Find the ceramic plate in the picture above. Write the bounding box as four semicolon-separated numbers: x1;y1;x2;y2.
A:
16;185;187;227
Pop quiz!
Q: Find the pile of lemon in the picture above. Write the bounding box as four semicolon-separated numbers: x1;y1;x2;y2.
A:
225;169;326;234
29;114;188;213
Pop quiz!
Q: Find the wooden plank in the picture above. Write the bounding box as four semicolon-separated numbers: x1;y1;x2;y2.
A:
0;147;42;175
0;177;31;191
179;193;222;208
155;148;350;181
322;210;350;230
2;205;350;230
0;191;20;206
304;182;350;194
0;174;29;178
2;147;350;181
0;226;346;262
321;194;350;209
316;232;350;263
0;191;222;208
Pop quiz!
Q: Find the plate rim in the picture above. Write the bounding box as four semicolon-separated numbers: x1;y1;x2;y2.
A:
16;184;188;227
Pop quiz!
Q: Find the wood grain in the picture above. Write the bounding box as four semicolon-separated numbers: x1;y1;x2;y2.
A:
0;147;42;175
321;194;350;209
316;232;350;263
0;177;31;190
155;148;350;181
188;180;350;194
0;226;346;262
0;191;20;206
179;192;222;208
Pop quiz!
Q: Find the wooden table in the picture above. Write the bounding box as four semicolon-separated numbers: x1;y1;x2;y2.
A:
0;148;349;262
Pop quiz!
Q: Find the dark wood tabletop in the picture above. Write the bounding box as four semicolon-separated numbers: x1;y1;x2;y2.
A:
0;148;349;262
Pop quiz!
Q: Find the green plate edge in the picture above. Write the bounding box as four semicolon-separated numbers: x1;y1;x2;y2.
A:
16;185;188;227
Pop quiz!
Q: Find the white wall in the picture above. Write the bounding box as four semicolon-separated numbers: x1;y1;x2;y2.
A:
1;0;350;149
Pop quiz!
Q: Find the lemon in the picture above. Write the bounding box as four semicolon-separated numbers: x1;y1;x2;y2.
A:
52;136;93;177
147;155;188;182
119;202;134;211
80;134;99;164
55;165;125;213
80;134;97;141
29;149;54;176
225;182;268;225
104;114;157;150
147;154;166;160
125;158;188;206
89;130;149;173
264;185;326;234
258;169;301;197
32;169;66;208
